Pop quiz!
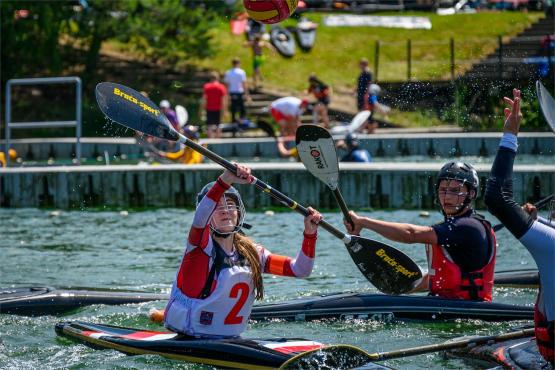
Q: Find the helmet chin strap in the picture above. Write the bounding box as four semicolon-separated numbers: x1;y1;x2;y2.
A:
212;228;237;238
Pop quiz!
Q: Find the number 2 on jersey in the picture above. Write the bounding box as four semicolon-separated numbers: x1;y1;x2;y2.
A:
224;282;249;325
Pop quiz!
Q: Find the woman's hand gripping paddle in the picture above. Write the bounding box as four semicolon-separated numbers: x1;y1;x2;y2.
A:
95;82;421;294
295;124;421;294
536;80;555;133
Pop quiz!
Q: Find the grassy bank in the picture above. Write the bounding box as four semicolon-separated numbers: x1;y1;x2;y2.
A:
191;11;542;92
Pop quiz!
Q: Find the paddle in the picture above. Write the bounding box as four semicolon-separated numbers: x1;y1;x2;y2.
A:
295;124;356;228
330;110;371;135
281;328;535;366
365;328;535;361
493;193;555;232
536;80;555;133
95;82;422;295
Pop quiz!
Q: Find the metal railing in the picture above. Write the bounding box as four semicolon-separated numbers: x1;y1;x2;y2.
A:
4;77;82;166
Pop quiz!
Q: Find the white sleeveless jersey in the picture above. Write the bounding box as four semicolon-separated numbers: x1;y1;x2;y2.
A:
271;97;302;117
165;263;255;337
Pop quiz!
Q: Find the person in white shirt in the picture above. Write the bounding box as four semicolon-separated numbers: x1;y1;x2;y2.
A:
224;58;250;123
270;96;309;137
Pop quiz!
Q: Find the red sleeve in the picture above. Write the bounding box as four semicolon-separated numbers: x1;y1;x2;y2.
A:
301;231;317;258
187;178;230;248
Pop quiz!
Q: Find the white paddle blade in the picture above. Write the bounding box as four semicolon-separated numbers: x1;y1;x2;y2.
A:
536;81;555;133
330;110;371;135
349;110;371;133
296;125;339;190
176;105;189;128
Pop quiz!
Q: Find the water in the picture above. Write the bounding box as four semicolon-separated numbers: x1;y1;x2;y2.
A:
0;208;541;369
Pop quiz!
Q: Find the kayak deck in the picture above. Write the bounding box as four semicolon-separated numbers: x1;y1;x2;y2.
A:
0;287;166;316
55;321;390;369
251;292;534;322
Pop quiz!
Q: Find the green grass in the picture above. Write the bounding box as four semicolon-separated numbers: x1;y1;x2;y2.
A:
190;11;543;93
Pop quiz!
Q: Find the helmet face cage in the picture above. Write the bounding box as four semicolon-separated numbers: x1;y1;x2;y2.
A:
196;182;246;235
435;162;479;215
210;192;245;235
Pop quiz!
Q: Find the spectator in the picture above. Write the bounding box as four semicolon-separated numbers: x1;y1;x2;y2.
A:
153;125;204;165
203;72;228;138
224;58;250;124
160;100;179;131
364;83;390;134
338;133;372;163
0;148;17;167
244;34;273;91
356;58;373;111
307;74;331;129
270;96;309;136
276;136;299;159
246;18;266;41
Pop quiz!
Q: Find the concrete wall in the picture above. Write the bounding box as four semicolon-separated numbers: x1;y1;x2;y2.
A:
3;133;553;161
2;162;553;209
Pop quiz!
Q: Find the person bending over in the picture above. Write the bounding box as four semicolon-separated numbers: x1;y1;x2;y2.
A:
270;96;309;137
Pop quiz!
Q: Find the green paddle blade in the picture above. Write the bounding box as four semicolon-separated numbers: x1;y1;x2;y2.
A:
296;124;339;190
279;345;389;370
348;236;422;295
536;80;555;133
95;82;180;141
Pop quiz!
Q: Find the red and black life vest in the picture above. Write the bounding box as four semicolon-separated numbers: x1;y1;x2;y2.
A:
426;215;496;301
534;288;555;365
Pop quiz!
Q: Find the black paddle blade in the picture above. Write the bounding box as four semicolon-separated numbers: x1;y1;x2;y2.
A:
279;345;382;370
95;82;179;141
296;125;339;190
536;80;555;133
347;236;422;295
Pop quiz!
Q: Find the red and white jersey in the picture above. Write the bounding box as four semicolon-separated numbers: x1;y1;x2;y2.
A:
165;179;316;337
270;97;302;119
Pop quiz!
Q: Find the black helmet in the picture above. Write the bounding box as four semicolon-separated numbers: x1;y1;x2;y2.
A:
345;133;359;148
197;181;246;234
436;161;479;198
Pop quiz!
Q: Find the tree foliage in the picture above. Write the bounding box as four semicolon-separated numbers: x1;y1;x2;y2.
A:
1;0;227;85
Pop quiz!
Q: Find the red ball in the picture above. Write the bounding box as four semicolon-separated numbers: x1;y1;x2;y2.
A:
243;0;298;24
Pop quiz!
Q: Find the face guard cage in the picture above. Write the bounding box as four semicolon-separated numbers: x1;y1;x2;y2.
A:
210;194;246;235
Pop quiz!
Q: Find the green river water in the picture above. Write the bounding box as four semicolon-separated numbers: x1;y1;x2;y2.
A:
0;208;541;369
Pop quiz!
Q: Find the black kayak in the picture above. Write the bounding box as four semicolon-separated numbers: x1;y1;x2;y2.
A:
448;335;551;369
250;292;534;322
0;287;166;316
2;267;537;317
494;268;539;287
55;321;390;369
270;26;296;58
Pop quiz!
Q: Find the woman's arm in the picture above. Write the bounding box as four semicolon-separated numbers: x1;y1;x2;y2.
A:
260;208;321;278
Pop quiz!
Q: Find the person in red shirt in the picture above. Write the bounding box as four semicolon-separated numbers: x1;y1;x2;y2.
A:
203;72;228;138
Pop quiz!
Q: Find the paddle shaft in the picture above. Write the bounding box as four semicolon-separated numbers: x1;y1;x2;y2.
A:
493;193;555;232
332;188;355;229
368;328;535;361
177;135;348;242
